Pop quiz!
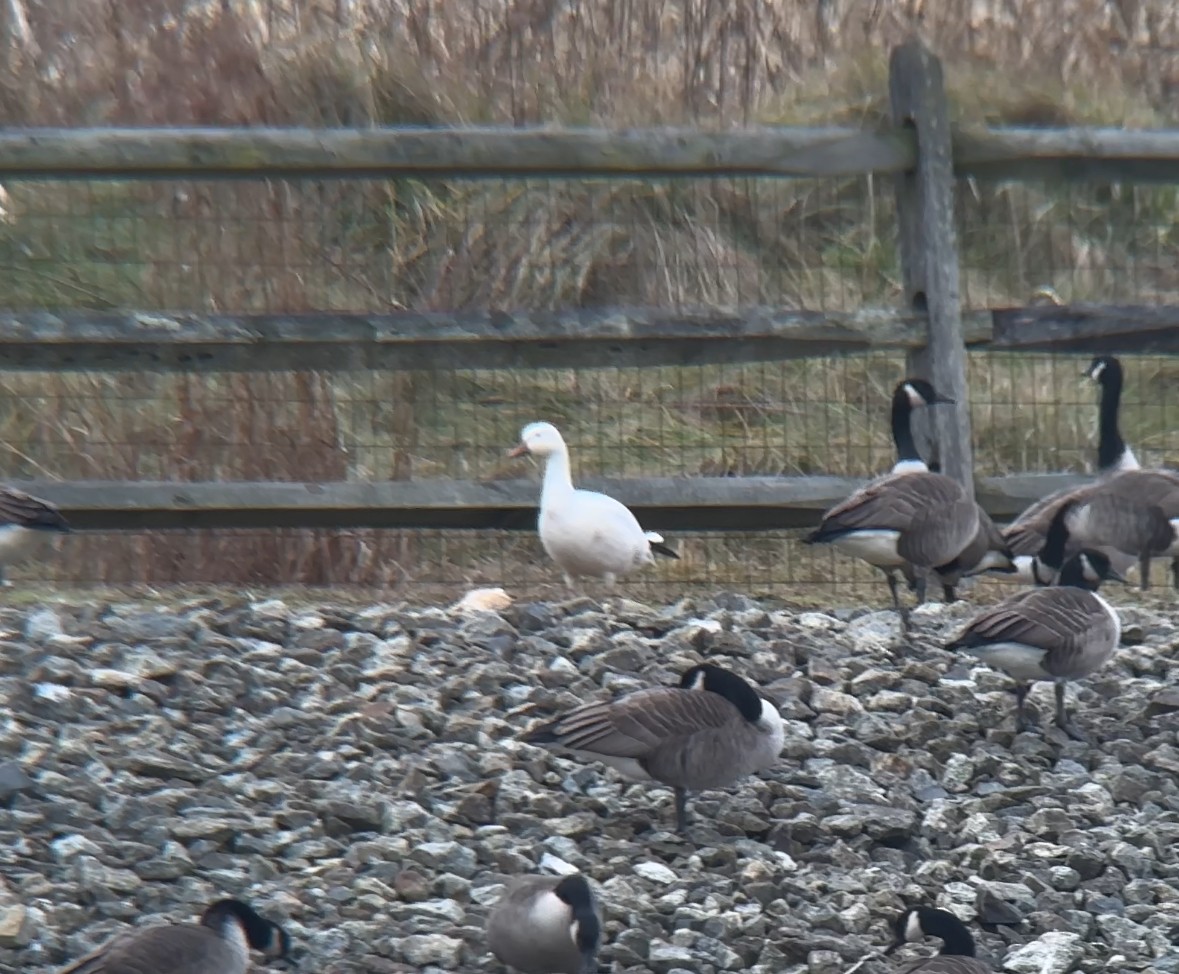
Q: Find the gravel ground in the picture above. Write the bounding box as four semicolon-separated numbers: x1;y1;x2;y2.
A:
0;590;1177;974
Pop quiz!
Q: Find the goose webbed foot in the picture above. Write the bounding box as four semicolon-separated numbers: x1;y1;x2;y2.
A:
1054;683;1088;742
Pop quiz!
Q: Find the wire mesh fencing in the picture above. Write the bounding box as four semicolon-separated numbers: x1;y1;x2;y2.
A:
3;164;1179;601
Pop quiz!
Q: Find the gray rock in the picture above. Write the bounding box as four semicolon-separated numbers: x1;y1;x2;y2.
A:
1002;932;1085;974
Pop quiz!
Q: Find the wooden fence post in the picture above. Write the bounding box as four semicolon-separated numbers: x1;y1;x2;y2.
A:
889;39;975;499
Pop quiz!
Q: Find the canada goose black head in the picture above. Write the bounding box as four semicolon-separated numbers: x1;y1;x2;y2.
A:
554;875;600;974
885;906;978;958
202;899;290;959
679;663;762;723
1059;550;1127;591
891;379;954;469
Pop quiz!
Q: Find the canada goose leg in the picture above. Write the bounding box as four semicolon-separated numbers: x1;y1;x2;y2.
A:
1139;554;1151;592
1054;682;1088;742
1172;557;1179;590
885;571;902;614
1014;683;1036;734
673;787;690;834
912;572;928;606
942;583;958;603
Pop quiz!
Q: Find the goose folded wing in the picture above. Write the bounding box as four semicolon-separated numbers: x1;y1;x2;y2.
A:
818;473;964;534
526;687;738;757
58;926;212;974
1067;490;1173;554
951;589;1102;674
0;486;69;530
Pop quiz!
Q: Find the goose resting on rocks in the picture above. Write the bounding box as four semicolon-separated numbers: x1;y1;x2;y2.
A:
509;422;677;591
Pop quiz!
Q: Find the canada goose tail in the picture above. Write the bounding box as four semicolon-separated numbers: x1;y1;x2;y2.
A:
519;716;562;746
645;532;679;560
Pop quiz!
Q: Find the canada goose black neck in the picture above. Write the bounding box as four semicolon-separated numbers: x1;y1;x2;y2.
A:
554;875;600;959
679;664;761;722
890;383;924;467
1039;499;1075;571
201;899;289;956
896;907;977;957
1089;356;1129;472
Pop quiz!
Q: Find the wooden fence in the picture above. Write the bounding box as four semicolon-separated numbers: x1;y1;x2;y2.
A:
3;38;1179;539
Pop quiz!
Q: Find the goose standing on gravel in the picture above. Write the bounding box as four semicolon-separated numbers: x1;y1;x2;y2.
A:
520;662;783;833
487;873;601;974
884;907;991;972
509;422;677;591
56;898;290;974
804;380;979;627
1002;354;1177;587
0;485;71;586
947;507;1124;741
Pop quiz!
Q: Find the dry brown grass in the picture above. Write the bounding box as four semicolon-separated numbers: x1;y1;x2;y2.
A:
3;0;1179;593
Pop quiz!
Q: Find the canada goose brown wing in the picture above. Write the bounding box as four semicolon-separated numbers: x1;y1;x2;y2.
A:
57;925;229;974
819;473;971;535
1066;489;1173;554
952;588;1112;676
524;686;739;758
0;485;70;531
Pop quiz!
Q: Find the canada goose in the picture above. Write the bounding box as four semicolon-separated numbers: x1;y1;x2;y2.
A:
1086;355;1139;474
508;422;677;590
1002;354;1174;586
57;898;290;974
487;873;601;974
884;907;991;973
520;662;783;833
0;485;71;586
804;380;979;626
946;529;1123;741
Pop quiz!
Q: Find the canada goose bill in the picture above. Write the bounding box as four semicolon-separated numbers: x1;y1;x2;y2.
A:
0;486;72;587
57;898;290;974
508;422;677;596
804;379;977;629
487;873;601;974
946;547;1122;742
519;662;784;834
884;907;990;972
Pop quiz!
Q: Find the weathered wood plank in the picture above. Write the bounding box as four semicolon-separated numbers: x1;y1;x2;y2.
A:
0;308;995;373
954;127;1179;182
890;40;975;499
989;304;1179;353
26;472;1090;533
0;126;915;180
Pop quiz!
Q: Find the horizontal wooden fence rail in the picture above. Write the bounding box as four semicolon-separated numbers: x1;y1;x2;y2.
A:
4;125;1179;183
1;305;1178;373
31;473;1089;533
0;126;916;180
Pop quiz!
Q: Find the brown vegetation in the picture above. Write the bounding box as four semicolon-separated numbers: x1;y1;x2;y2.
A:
2;0;1179;594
